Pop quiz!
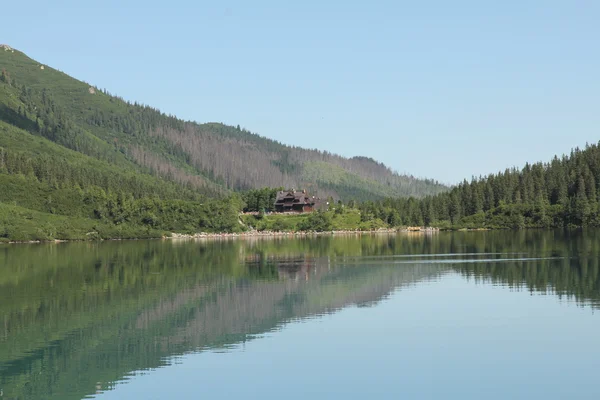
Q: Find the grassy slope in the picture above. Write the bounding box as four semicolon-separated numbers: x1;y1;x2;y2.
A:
241;209;388;232
0;118;204;203
0;50;226;194
0;52;133;164
0;122;179;241
1;48;130;130
0;202;164;242
302;161;399;199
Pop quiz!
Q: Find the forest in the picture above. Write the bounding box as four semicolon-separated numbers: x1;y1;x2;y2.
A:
1;47;600;241
241;142;600;230
356;143;600;229
0;47;446;241
0;48;446;201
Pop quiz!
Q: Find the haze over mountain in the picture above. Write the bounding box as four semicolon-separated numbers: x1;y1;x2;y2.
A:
0;45;446;201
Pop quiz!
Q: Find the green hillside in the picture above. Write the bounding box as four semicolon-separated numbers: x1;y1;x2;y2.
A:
0;46;447;200
0;45;449;240
359;142;600;229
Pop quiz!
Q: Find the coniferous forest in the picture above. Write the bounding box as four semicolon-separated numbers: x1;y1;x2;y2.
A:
1;46;599;241
357;143;600;229
0;46;446;241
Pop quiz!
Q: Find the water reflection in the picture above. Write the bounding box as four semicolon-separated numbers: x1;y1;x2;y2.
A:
0;230;599;399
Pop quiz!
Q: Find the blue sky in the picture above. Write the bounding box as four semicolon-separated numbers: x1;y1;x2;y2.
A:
3;0;599;183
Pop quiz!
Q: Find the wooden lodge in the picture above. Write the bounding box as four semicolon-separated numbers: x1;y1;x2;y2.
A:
274;189;317;213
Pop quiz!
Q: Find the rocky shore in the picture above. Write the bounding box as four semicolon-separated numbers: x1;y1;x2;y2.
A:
2;228;440;244
167;227;440;240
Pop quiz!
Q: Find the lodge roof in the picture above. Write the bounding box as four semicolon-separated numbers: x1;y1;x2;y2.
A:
274;189;315;206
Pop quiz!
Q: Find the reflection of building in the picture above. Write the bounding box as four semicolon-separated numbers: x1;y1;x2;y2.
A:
244;254;314;281
274;189;317;212
277;260;311;281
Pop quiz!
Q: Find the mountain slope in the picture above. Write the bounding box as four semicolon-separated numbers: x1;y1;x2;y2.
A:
0;45;447;201
360;142;600;228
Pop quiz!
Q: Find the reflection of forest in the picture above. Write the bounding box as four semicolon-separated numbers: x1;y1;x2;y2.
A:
0;230;599;399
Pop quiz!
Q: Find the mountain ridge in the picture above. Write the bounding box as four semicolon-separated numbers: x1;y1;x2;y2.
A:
0;46;447;201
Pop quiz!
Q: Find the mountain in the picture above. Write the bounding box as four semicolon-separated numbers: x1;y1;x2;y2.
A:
0;45;447;202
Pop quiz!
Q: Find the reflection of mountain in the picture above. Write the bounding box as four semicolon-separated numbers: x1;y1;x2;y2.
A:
453;253;600;308
1;230;600;399
0;238;443;400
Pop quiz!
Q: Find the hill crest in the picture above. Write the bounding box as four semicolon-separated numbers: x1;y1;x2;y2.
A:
0;47;448;201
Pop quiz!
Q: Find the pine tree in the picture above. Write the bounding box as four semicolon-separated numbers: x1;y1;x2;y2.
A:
0;68;10;85
573;176;591;225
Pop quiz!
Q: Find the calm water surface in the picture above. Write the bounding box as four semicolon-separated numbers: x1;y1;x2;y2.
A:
1;231;600;399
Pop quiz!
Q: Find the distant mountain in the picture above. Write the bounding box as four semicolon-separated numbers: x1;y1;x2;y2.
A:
0;46;447;201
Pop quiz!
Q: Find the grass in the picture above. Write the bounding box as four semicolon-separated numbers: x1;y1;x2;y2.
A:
0;202;164;242
241;209;389;232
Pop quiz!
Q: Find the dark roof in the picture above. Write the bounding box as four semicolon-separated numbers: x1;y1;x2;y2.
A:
274;190;315;206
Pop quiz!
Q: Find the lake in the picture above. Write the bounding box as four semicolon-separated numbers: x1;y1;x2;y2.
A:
1;230;600;399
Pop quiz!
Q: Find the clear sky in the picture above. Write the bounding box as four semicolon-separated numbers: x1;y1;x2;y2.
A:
2;0;599;184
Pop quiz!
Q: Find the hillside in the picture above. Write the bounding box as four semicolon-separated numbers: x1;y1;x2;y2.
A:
2;45;599;239
360;142;600;228
0;45;447;202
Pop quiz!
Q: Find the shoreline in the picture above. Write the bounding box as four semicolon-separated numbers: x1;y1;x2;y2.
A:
1;227;441;245
168;227;440;241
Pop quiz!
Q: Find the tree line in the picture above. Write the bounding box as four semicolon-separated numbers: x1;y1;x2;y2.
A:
357;143;600;228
